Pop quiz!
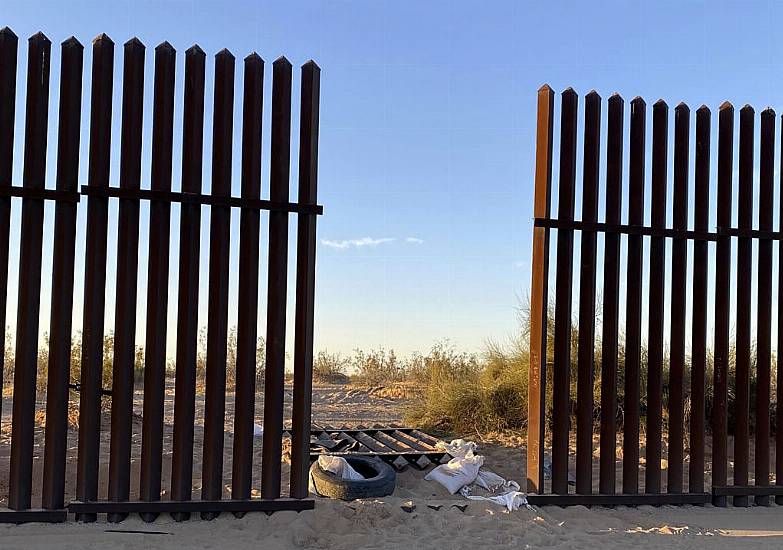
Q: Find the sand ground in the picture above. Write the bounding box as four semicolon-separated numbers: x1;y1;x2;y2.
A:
0;383;781;549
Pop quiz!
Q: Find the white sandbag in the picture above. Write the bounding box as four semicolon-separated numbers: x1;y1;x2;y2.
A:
434;438;477;458
424;450;483;494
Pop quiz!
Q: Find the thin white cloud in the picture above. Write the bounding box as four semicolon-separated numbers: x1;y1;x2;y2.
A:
405;237;424;244
321;237;396;249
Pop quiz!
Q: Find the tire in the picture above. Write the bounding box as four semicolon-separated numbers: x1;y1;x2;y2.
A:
310;456;396;500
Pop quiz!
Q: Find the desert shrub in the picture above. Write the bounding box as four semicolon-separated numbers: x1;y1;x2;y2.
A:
313;351;350;383
351;348;406;385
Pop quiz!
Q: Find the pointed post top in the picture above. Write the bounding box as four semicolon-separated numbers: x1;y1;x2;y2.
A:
585;89;601;101
155;40;175;53
0;26;17;41
696;104;711;117
244;51;263;64
92;33;113;46
29;31;50;44
302;59;320;71
538;83;553;93
124;36;145;50
762;106;775;117
274;55;292;67
608;92;623;102
675;101;689;112
215;47;234;60
562;86;577;97
740;103;754;114
62;36;83;49
653;98;668;109
719;100;734;112
631;95;646;107
186;44;205;57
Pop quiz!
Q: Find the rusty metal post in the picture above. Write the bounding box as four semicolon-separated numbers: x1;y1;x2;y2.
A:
599;93;623;495
42;35;83;511
290;60;321;499
9;31;51;512
576;91;600;495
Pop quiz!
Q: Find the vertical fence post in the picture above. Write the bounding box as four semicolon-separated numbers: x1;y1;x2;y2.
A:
42;36;83;511
201;49;235;519
171;44;206;522
108;37;145;523
261;56;293;500
526;84;554;494
713;101;734;507
9;31;51;512
599;93;623;495
623;97;645;495
551;88;577;495
576;91;600;495
689;105;710;495
76;33;113;522
668;102;689;494
0;27;17;429
645;99;668;495
734;104;754;507
139;41;176;523
778;113;783;506
290;60;321;499
232;53;264;504
755;107;774;506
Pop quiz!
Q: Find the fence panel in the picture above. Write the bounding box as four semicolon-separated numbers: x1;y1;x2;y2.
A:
0;28;321;523
527;85;783;507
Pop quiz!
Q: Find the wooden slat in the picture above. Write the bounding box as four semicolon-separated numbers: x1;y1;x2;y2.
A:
41;36;83;511
76;33;114;522
689;105;710;494
261;57;293;499
551;88;578;495
734;105;754;507
9;31;51;512
667;102;689;494
713;101;734;507
289;60;321;499
599;93;623;495
576;90;600;495
170;44;206;522
623;97;645;495
755;107;774;506
201;49;235;519
645;99;667;494
0;27;17;438
231;53;264;502
139;40;175;522
108;37;145;523
526;84;554;493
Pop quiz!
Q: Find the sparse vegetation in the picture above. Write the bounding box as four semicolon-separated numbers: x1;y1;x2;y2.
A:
313;351;350;383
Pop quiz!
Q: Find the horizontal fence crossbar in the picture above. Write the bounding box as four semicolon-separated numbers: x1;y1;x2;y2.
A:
67;499;315;515
712;486;783;497
0;509;68;524
81;185;323;214
535;218;783;241
527;493;712;507
0;186;80;202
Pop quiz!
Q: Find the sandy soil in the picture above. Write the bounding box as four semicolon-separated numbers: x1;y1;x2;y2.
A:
0;383;781;549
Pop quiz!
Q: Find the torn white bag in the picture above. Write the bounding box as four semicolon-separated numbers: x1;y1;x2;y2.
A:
308;455;364;496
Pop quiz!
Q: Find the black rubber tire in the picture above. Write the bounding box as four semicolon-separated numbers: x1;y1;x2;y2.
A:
310;456;396;500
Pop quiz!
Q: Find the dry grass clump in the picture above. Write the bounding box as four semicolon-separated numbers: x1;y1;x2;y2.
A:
404;340;528;434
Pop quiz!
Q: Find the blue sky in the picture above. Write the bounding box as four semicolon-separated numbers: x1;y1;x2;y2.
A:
3;1;783;362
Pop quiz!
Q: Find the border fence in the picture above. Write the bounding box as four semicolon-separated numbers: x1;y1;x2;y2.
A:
527;84;783;506
0;28;321;522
